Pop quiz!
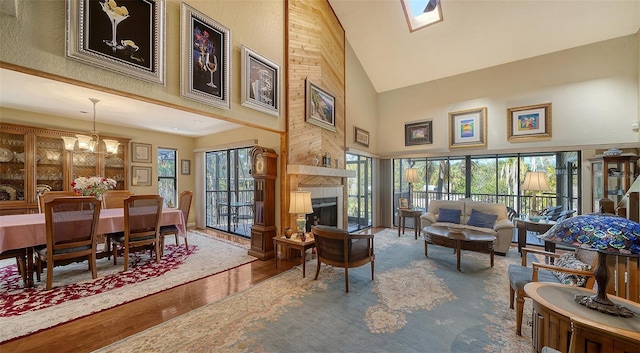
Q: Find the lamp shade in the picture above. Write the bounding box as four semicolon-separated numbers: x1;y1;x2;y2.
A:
404;168;419;183
521;171;551;191
61;136;78;151
289;191;313;214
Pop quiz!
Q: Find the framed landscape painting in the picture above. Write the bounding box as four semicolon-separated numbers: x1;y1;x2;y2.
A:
241;46;280;116
405;121;433;146
66;0;166;85
306;79;336;132
449;107;487;148
507;103;552;141
180;3;230;110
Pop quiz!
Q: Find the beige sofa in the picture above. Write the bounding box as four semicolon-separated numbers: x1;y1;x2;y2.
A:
420;200;515;255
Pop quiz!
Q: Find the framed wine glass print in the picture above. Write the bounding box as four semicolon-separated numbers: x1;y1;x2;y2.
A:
449;107;487;148
66;0;166;85
241;46;280;116
181;159;191;175
180;3;230;110
305;79;336;132
507;103;552;141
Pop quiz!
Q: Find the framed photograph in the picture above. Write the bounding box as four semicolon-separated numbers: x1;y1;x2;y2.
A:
66;0;166;85
132;166;152;186
405;121;433;146
181;159;191;175
354;127;370;147
449;107;487;148
507;103;552;141
398;197;409;209
180;3;230;110
131;142;152;163
241;45;280;116
305;79;336;132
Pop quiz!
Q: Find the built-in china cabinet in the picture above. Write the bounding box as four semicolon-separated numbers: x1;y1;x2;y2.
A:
0;123;129;215
590;153;638;214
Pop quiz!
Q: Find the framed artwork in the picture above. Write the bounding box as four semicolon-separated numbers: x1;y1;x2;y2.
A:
180;3;230;110
305;79;336;132
181;159;191;175
507;103;552;141
66;0;166;85
405;121;433;146
354;127;370;147
398;197;409;209
241;45;280;116
132;166;152;186
449;107;487;148
131;142;152;163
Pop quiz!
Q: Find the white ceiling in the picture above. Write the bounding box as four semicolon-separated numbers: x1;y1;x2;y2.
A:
1;1;639;136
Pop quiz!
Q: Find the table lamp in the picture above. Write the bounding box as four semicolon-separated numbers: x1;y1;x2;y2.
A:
521;171;551;216
289;191;313;236
540;213;640;317
404;168;419;208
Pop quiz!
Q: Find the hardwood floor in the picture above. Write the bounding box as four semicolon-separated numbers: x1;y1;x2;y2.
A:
1;227;385;353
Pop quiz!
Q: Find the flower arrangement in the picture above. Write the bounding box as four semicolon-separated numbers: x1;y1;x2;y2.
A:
71;176;117;199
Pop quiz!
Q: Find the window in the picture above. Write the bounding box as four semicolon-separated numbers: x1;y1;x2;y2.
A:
157;148;177;207
346;153;373;232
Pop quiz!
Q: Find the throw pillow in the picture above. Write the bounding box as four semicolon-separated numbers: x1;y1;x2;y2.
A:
466;209;498;229
437;208;461;224
553;252;591;287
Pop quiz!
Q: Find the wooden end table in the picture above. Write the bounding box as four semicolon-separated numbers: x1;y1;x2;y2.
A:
514;218;555;254
398;208;423;239
423;225;495;272
273;235;315;278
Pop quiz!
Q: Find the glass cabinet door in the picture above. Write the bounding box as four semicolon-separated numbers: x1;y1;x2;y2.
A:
72;150;99;181
0;131;26;202
104;145;126;190
35;134;65;193
592;160;603;211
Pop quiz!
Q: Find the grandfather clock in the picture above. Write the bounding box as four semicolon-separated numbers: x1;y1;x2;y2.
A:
249;146;277;260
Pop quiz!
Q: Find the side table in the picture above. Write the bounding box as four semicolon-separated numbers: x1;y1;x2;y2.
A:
273;235;315;278
398;208;423;239
514;218;555;254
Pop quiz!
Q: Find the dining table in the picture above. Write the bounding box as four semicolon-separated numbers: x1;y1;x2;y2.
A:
0;207;186;287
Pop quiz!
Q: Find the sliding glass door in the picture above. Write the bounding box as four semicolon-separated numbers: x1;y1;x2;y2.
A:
346;153;373;232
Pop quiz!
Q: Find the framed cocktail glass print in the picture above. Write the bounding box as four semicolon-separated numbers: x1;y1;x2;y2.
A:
449;107;487;148
507;103;552;141
66;0;166;85
132;166;152;186
181;159;191;175
305;79;336;132
398;197;409;209
180;3;230;110
405;121;433;146
131;142;152;163
354;127;370;147
241;45;280;116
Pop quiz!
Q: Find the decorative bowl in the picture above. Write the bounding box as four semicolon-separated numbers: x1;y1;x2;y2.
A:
529;215;542;222
603;148;622;156
447;225;465;234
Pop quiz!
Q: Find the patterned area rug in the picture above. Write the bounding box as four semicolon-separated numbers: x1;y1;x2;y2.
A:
97;229;533;353
0;231;256;343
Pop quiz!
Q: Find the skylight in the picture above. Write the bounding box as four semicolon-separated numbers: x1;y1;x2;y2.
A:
401;0;443;33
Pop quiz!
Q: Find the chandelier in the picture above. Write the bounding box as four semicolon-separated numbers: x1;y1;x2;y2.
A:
61;98;120;154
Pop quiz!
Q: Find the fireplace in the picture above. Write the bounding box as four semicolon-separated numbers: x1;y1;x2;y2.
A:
305;197;338;232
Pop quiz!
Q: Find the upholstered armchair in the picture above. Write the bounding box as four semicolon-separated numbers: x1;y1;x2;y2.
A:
311;225;375;293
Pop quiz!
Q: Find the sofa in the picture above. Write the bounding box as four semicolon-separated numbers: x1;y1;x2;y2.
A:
420;199;515;255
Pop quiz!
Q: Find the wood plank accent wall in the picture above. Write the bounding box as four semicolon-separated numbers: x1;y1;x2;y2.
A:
285;0;346;228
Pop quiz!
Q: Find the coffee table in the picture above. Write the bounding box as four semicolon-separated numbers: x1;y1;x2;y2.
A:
423;225;496;271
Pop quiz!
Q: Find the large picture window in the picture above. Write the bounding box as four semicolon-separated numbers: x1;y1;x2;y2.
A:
157;148;176;207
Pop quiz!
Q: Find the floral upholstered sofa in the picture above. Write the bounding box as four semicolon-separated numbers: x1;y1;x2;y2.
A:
420;200;515;255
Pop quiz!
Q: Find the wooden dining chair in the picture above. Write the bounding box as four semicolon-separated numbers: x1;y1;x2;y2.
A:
160;191;192;256
101;190;134;209
0;248;27;285
35;196;101;290
37;190;78;213
109;195;163;271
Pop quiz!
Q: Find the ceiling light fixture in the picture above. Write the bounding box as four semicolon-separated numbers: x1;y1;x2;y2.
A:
61;98;120;154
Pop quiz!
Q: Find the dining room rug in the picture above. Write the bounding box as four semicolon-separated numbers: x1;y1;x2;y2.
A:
96;229;533;353
0;231;257;343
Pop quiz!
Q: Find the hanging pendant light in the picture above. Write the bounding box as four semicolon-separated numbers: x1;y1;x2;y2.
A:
61;98;119;154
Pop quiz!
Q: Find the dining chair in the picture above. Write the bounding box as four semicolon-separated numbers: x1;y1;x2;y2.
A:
109;195;163;271
35;196;101;290
0;248;27;285
160;191;192;256
37;190;78;213
101;190;134;209
312;225;375;293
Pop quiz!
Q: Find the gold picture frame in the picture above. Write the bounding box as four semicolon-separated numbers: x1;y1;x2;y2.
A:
507;103;552;142
449;107;487;148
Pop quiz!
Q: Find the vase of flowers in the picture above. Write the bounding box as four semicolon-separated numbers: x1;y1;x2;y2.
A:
71;176;117;200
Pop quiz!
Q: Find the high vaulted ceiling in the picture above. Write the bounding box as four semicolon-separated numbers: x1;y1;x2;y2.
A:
1;1;639;136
